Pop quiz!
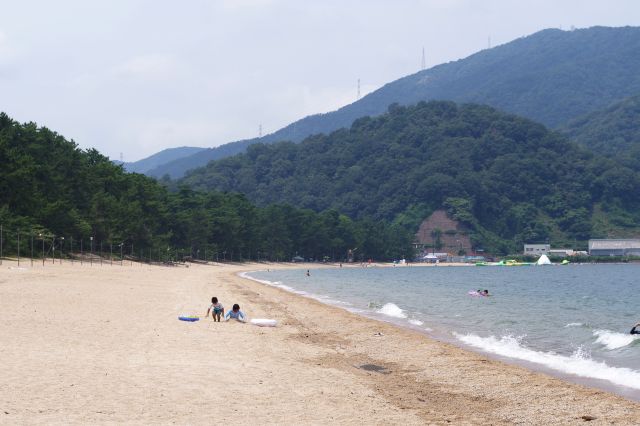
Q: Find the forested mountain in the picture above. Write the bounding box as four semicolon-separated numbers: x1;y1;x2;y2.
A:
151;26;640;179
0;112;413;261
181;101;640;253
119;146;206;174
563;94;640;171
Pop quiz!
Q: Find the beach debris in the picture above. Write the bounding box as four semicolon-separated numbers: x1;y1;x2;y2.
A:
373;332;384;337
581;415;597;421
357;363;390;374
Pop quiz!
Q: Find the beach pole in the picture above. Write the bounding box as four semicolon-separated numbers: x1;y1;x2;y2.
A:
39;233;44;266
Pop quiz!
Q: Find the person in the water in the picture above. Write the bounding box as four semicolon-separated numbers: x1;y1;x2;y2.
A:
630;322;640;335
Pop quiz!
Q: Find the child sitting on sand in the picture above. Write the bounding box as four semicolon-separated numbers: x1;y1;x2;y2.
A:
224;303;246;322
206;297;224;322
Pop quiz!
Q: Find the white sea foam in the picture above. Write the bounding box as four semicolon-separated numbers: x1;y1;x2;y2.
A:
593;329;640;350
454;333;640;390
408;319;424;326
377;303;407;319
239;272;353;309
564;322;583;328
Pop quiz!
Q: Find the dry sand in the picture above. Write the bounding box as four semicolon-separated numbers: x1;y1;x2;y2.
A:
1;260;639;425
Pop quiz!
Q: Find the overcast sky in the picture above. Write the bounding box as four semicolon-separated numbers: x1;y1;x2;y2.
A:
0;1;638;161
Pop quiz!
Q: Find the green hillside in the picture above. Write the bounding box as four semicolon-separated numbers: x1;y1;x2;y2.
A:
151;26;640;179
0;112;412;261
181;101;640;254
563;94;640;171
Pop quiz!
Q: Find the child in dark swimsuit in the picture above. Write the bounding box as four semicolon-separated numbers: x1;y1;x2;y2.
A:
206;297;224;322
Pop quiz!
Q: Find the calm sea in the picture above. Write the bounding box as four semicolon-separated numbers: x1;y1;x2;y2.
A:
245;264;640;399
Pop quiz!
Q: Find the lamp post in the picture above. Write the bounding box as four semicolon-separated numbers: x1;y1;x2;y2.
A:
90;236;94;266
60;237;64;264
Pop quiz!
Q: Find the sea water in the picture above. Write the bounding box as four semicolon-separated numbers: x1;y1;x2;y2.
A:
245;264;640;399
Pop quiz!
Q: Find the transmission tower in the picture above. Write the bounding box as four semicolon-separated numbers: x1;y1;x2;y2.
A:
421;47;426;71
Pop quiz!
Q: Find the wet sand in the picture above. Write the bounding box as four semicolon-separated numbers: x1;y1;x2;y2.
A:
1;260;639;424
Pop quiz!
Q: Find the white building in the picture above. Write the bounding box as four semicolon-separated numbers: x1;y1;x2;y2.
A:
523;244;550;256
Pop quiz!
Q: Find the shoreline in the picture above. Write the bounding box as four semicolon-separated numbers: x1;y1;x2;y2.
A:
2;260;639;424
239;264;640;402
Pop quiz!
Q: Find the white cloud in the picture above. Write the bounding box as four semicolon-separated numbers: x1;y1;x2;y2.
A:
112;54;186;82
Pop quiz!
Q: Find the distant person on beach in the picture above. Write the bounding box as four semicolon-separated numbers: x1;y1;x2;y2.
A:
206;297;224;322
631;322;640;335
225;304;246;322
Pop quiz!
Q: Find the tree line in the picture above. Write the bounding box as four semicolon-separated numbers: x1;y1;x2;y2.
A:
0;112;414;262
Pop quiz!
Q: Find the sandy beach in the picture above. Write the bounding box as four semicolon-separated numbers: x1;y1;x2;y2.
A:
1;260;639;425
